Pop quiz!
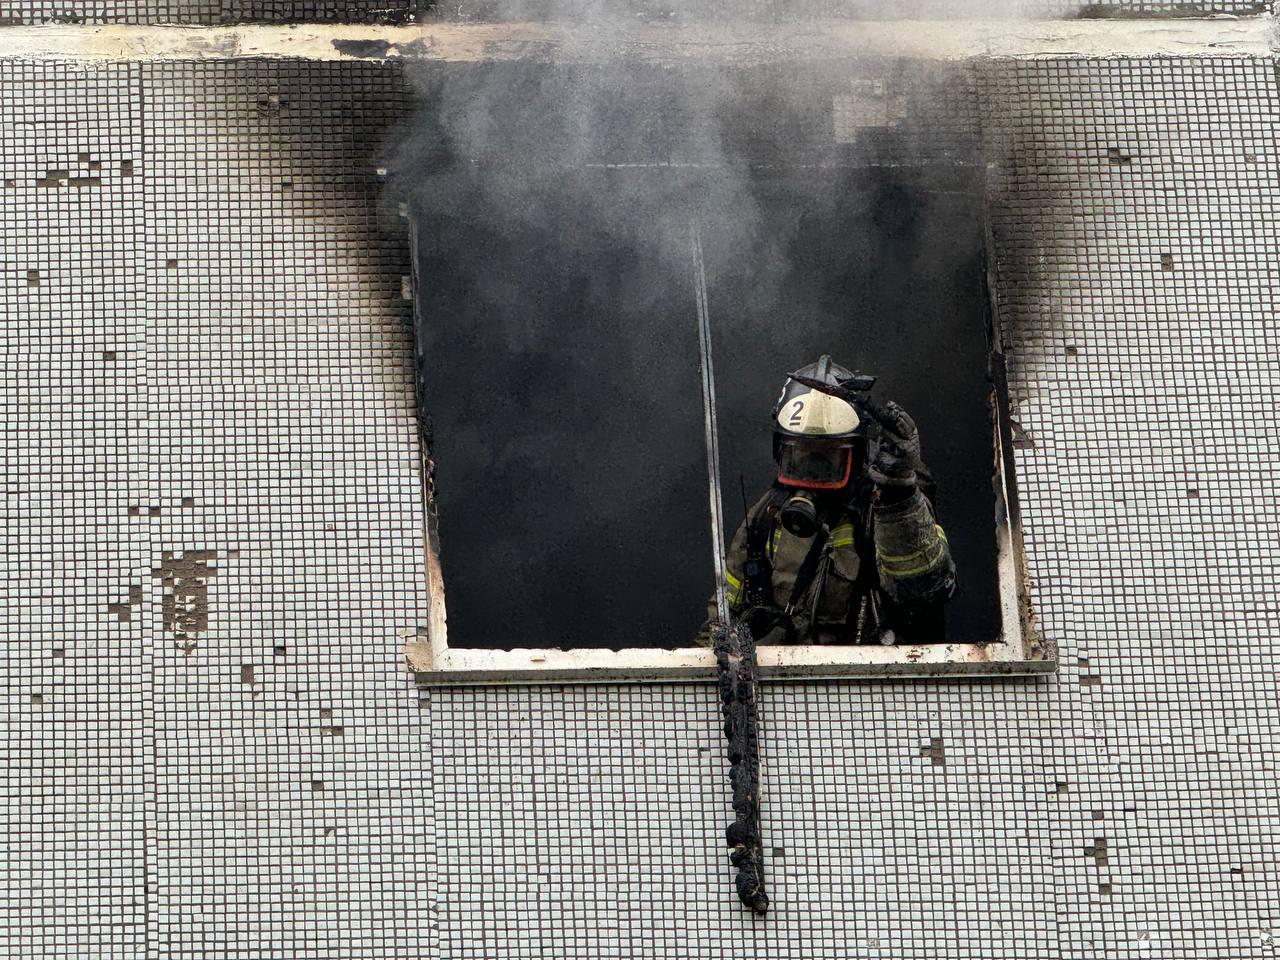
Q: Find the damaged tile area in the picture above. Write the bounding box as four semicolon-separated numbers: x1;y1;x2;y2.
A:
154;549;218;652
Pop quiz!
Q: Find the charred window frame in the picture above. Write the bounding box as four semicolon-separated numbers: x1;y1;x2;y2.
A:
404;230;1050;683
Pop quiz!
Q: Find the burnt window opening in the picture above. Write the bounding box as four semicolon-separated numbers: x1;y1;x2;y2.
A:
402;60;1041;674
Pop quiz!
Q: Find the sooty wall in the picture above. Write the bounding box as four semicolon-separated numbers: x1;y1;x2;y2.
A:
404;62;1000;649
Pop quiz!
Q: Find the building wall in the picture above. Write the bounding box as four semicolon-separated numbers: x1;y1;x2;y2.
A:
3;45;1279;960
2;60;430;959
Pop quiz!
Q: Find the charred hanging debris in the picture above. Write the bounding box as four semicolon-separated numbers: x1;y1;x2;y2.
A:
712;618;768;914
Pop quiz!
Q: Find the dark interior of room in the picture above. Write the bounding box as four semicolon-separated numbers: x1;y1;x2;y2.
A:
406;61;1001;649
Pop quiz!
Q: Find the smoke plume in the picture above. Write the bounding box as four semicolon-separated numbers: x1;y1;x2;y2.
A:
386;13;1003;649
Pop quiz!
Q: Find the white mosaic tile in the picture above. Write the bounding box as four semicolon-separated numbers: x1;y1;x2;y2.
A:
3;53;1279;960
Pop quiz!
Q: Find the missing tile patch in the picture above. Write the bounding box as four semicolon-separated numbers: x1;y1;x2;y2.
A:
1084;837;1108;866
34;169;69;187
153;550;220;653
919;737;946;766
107;583;144;622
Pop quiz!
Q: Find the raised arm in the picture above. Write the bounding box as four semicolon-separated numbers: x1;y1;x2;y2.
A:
867;402;957;605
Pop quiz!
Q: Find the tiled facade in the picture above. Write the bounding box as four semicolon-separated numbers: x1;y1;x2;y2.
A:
3;48;1278;960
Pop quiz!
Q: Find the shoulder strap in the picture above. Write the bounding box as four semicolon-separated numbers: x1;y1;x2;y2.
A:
784;521;831;616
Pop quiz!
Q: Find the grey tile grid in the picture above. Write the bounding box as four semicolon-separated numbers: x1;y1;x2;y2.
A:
1;61;151;960
0;0;416;23
139;60;430;959
2;58;429;958
429;682;1059;959
984;56;1280;958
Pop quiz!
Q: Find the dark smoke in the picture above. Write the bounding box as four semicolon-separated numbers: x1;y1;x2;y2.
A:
387;54;1001;650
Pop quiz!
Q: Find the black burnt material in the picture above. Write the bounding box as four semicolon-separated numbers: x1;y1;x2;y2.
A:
404;61;1001;650
712;618;768;915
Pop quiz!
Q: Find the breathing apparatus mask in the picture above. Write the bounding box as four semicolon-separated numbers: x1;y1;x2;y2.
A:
770;355;874;538
778;489;822;539
774;439;865;537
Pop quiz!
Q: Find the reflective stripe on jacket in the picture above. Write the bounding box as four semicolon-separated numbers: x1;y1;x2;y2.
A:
701;480;954;645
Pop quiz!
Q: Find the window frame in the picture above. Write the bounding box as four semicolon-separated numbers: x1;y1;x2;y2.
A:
403;213;1055;685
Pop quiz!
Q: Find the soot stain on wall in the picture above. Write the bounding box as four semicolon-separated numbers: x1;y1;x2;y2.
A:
395;60;1000;650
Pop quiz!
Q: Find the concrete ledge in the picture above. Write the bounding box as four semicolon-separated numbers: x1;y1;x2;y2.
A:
405;640;1056;684
0;17;1274;65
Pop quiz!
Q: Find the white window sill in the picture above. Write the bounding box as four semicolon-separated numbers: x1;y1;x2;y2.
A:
405;633;1055;684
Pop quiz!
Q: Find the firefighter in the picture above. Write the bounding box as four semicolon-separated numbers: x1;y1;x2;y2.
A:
702;355;956;646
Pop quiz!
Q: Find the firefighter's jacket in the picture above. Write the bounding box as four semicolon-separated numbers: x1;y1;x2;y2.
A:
702;477;955;646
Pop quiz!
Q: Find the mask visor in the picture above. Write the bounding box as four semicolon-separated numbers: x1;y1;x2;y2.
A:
776;440;855;489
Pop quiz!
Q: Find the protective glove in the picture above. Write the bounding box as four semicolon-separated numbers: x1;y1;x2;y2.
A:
867;401;922;489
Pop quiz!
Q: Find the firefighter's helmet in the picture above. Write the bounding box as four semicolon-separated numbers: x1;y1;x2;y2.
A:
771;355;867;490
